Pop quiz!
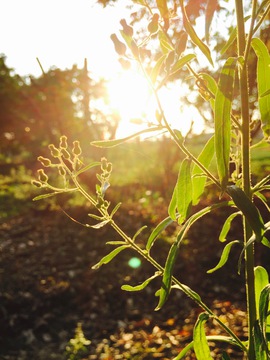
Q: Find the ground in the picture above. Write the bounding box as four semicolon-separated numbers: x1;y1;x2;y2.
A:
0;198;269;359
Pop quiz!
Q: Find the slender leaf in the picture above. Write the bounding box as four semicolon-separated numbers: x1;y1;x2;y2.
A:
251;38;270;138
192;135;215;205
171;54;196;75
172;283;201;302
121;272;161;292
155;242;179;310
91;127;163;147
176;158;193;224
33;192;59;201
227;185;265;242
173;335;241;360
110;202;122;217
133;225;147;241
255;266;269;318
205;0;218;43
150;54;167;83
221;352;231;360
219;212;241;242
75;161;101;176
259;284;270;340
146;216;173;250
253;320;268;360
179;0;213;66
198;73;217;110
158;30;174;53
193;313;213;360
207;240;240;273
87;219;111;229
215;57;237;189
92;245;129;269
168;181;177;220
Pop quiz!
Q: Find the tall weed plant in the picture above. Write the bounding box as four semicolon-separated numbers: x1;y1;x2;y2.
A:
33;0;270;358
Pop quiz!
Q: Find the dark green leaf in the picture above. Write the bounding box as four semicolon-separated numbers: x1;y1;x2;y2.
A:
227;185;265;242
33;192;60;201
215;57;237;189
219;212;241;242
91;127;163;147
251;38;270;138
92;245;129;269
179;0;213;66
193;313;213;360
192;135;215;205
146;216;173;251
207;240;240;273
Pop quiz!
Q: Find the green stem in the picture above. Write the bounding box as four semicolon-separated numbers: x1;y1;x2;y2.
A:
235;1;256;358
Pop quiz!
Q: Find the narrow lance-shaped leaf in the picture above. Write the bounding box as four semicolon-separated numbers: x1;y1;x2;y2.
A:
92;245;129;269
227;185;265;242
146;216;173;251
176;158;193;224
121;271;161;292
259;284;270;340
215;57;237;189
91;127;163;147
193;313;213;360
251;38;270;138
192;135;215;205
198;73;217;111
170;54;196;76
255;266;269;318
155;242;179;311
207;240;240;274
205;0;219;43
219;211;241;242
179;0;213;66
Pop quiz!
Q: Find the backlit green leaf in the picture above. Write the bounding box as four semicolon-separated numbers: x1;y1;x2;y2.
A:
207;240;240;273
121;272;161;292
215;58;237;189
198;73;217;110
150;54;167;84
91;127;163;147
168;185;177;221
146;216;173;250
75;161;101;176
193;313;213;360
192;135;215;205
251;38;270;138
176;158;193;224
219;212;241;242
179;0;213;66
171;54;196;75
255;266;269;319
155;242;179;310
92;245;129;269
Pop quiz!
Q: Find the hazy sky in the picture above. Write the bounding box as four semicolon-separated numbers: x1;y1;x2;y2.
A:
1;0;130;78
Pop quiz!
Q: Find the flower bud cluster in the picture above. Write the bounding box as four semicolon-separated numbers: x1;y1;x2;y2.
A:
95;157;112;211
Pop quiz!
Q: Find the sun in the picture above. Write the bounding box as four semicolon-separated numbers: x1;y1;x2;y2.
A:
107;67;205;139
107;68;156;138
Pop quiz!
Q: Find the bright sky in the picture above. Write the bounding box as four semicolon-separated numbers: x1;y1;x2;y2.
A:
1;0;127;77
1;0;205;136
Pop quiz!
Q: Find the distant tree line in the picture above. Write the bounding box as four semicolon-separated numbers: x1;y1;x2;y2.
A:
0;55;120;166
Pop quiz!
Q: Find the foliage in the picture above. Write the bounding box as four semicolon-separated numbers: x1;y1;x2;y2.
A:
33;1;270;359
65;322;91;360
